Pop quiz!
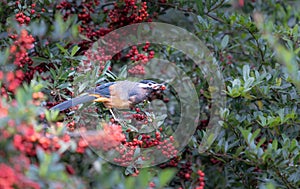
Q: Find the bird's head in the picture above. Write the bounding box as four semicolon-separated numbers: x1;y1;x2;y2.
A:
138;80;166;91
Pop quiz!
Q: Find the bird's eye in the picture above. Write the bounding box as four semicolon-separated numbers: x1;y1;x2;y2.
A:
148;83;152;86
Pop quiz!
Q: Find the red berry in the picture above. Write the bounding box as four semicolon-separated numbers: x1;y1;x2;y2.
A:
185;173;190;179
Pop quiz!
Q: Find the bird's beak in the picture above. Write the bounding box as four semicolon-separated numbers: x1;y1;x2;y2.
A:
153;83;166;90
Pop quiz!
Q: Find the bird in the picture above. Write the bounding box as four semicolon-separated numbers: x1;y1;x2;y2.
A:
50;80;166;115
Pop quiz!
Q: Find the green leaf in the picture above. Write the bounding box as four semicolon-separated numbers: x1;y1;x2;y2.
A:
289;139;298;152
243;64;250;81
272;139;278;150
118;65;128;79
251;129;261;142
79;33;92;41
158;169;176;187
71;23;79;37
58;82;71;89
292;24;298;42
256;137;266;149
234;146;245;157
58;141;71;154
78;82;89;94
73;75;86;84
100;61;111;76
224;140;229;152
56;43;68;54
277;109;285;123
124;166;135;176
37;150;48;178
239;127;250;142
196;1;204;15
259;182;276;189
221;35;229;50
197;15;208;28
258;115;267;127
46;109;59;121
70;45;80;57
137;169;152;188
125;176;134;189
133;147;140;158
105;71;117;80
16;88;27;106
31;56;49;67
244;77;254;89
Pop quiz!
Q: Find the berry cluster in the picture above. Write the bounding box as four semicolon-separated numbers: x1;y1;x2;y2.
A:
132;112;147;121
56;1;100;22
79;31;124;74
78;8;92;24
113;146;137;166
177;163;206;189
14;3;41;25
126;43;154;62
56;1;72;10
177;161;193;180
6;30;39;81
13;124;61;156
10;120;88;156
128;64;146;75
0;70;24;95
67;120;76;132
80;124;126;152
108;1;150;29
15;12;31;25
56;0;105;48
156;135;178;158
131;107;148;122
76;138;89;154
113;132;177;167
195;170;205;189
219;52;234;66
0;163;39;189
32;92;45;106
81;44;114;73
141;132;162;147
159;157;179;168
3;29;49;96
9;29;34;67
55;1;155;78
126;43;155;75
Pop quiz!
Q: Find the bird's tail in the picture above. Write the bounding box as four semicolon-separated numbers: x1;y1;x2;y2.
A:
50;95;96;111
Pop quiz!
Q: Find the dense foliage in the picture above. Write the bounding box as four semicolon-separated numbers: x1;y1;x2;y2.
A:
0;0;299;189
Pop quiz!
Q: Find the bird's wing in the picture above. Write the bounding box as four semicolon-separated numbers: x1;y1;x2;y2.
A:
87;82;116;98
103;81;139;109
